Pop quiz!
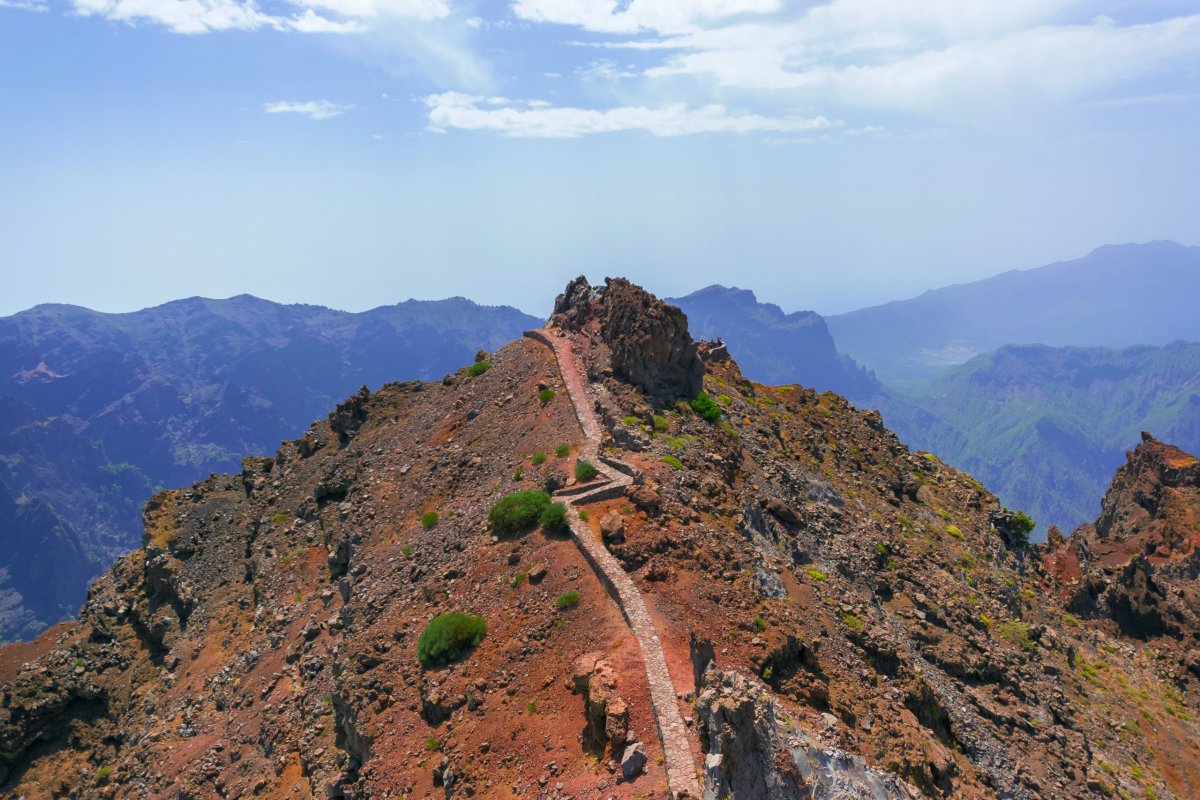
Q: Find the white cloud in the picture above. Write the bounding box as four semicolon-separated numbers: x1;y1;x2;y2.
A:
423;91;837;137
70;0;447;34
288;0;447;21
0;0;48;11
264;99;353;119
512;0;782;35
72;0;277;33
517;1;1200;122
577;58;637;81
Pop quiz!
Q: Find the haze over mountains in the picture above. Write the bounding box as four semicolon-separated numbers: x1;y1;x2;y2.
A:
1;240;1197;642
827;241;1200;389
0;295;538;640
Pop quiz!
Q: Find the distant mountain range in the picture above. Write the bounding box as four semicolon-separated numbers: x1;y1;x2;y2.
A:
877;342;1200;536
667;242;1200;540
0;295;539;640
827;240;1200;389
669;285;878;397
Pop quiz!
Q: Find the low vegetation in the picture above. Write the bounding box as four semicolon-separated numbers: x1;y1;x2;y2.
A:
531;452;547;465
489;490;552;536
555;590;581;610
555;444;570;457
574;460;597;482
661;454;684;470
539;501;569;534
467;361;491;377
420;511;439;528
689;391;723;423
538;388;556;405
417;612;487;666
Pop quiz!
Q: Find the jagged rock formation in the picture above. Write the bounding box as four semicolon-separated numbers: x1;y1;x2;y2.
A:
696;665;920;800
2;278;1199;800
551;277;703;400
1043;433;1200;647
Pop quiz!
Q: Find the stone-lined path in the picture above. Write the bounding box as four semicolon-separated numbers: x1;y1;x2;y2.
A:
525;329;701;800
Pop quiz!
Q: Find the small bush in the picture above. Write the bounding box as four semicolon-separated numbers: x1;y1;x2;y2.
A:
97;766;112;780
1062;612;1081;628
402;544;413;558
424;737;442;751
841;613;865;631
555;444;569;457
689;391;722;423
539;388;556;405
539;501;570;534
661;454;684;470
420;512;439;528
513;468;523;481
574;460;597;482
622;415;638;427
526;700;538;714
417;612;487;666
488;490;551;536
652;415;670;432
467;361;491;377
998;621;1034;651
531;452;547;465
805;567;827;581
945;524;963;540
578;510;589;522
716;394;731;406
271;512;288;524
555;590;581;610
753;616;766;632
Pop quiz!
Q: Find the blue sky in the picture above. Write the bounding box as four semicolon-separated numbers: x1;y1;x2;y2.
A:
1;0;1198;318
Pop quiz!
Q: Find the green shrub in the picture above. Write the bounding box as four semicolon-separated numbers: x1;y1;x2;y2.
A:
805;567;827;581
555;444;569;457
97;766;112;780
467;361;491;377
402;544;413;558
578;510;589;522
538;388;556;405
716;394;731;406
1009;510;1036;547
424;737;442;751
652;415;670;432
271;512;288;524
488;490;551;536
420;512;439;528
555;590;581;610
417;612;487;666
574;460;597;482
513;468;523;481
526;700;538;714
998;621;1035;651
841;613;865;631
539;502;570;534
945;524;963;540
661;454;684;470
689;391;722;423
753;616;766;632
531;452;547;465
622;415;638;427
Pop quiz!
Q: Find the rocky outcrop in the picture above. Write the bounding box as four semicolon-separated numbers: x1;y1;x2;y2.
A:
549;276;704;400
1044;434;1200;641
571;652;629;753
602;278;704;401
696;666;920;800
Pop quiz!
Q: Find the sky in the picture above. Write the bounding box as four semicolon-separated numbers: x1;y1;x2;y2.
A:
1;0;1198;319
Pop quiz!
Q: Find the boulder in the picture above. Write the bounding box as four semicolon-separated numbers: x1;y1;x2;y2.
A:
620;742;646;780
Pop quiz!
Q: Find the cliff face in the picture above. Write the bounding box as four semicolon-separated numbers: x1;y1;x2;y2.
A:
1043;434;1200;648
2;279;1198;800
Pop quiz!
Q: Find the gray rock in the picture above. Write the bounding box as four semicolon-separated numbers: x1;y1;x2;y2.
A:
620;742;646;780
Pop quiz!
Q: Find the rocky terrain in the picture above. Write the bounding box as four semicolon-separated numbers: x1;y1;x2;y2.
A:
0;294;538;640
1;278;1197;799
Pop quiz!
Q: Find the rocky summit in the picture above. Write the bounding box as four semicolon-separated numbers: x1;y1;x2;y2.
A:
2;279;1199;800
